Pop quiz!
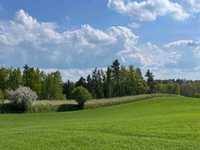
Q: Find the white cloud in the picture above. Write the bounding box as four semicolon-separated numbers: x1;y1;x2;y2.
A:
149;67;200;80
0;9;143;69
164;40;200;48
163;40;200;70
41;68;94;81
108;0;189;22
1;10;200;80
128;22;140;29
186;0;200;12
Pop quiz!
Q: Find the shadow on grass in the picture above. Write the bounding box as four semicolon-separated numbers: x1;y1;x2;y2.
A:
57;104;82;112
0;103;24;113
0;103;83;113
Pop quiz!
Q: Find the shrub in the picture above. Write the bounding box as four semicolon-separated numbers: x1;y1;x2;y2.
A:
7;86;38;112
193;93;200;98
71;86;92;108
29;103;55;113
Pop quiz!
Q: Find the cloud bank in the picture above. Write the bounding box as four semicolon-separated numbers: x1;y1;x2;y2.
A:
1;10;200;80
108;0;190;21
0;10;139;69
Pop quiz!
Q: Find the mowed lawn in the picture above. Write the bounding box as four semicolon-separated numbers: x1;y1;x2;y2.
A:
1;96;200;150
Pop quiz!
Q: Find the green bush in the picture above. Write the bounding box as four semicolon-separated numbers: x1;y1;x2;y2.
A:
71;86;92;108
193;93;200;98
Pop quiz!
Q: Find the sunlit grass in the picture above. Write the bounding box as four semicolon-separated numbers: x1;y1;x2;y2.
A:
0;96;200;150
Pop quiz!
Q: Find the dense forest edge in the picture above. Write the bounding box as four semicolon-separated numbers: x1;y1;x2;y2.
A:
0;59;200;113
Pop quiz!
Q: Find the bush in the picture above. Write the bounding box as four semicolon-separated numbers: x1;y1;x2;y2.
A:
7;86;38;112
193;93;200;98
71;86;92;108
29;103;55;113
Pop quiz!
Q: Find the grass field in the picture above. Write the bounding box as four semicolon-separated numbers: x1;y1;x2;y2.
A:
0;95;200;150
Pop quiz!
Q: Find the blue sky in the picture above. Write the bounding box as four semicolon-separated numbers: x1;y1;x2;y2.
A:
0;0;200;80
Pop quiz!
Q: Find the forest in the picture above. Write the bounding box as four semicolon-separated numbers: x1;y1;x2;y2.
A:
0;59;200;100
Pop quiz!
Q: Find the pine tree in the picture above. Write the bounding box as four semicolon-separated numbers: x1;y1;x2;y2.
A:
63;80;75;99
145;69;155;93
76;77;87;88
111;59;120;97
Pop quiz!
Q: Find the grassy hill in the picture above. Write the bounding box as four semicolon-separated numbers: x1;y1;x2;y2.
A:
0;95;200;150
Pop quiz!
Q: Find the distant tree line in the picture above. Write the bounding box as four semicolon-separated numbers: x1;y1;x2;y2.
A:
64;60;148;99
0;60;200;100
155;79;200;98
0;65;64;100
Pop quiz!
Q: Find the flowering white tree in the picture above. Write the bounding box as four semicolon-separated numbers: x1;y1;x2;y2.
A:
7;86;38;111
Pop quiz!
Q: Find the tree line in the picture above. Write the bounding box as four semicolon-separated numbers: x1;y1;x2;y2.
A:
64;60;148;99
0;60;200;100
0;65;64;100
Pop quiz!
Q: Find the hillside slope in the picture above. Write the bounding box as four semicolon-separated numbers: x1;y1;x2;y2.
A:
0;96;200;150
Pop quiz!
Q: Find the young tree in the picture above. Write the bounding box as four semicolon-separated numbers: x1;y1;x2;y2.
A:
71;86;92;108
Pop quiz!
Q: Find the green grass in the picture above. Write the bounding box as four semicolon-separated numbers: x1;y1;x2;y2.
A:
1;95;200;150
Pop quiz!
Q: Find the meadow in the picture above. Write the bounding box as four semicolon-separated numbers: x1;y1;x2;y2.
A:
0;95;200;150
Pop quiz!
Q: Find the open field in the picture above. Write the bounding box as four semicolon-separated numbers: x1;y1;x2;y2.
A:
0;95;200;150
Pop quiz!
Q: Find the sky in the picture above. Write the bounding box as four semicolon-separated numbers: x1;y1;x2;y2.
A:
0;0;200;81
